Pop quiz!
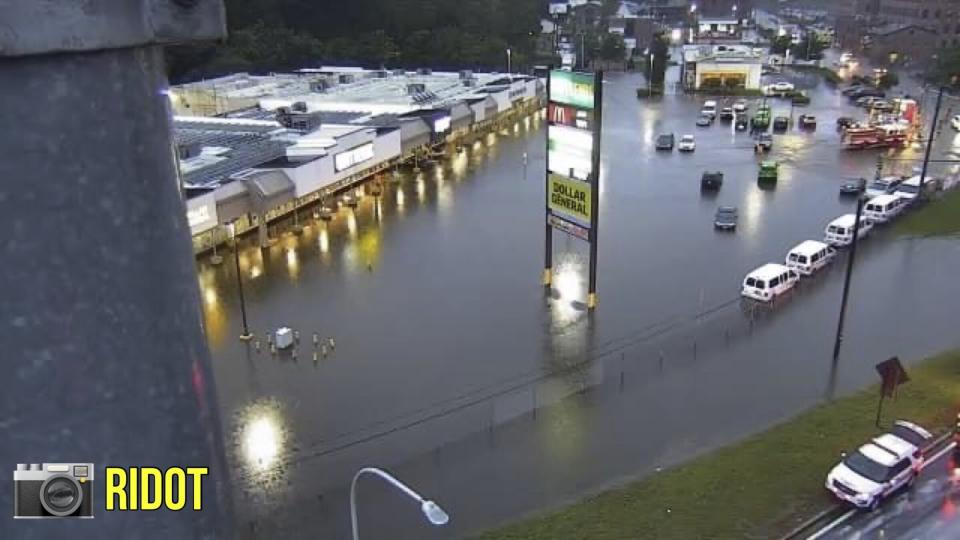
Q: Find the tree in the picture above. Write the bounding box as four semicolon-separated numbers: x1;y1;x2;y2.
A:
930;47;960;88
770;35;792;56
599;33;626;62
790;36;827;61
648;32;669;87
601;0;620;19
877;71;899;89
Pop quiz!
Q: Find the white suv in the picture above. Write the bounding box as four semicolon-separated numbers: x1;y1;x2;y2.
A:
825;423;929;510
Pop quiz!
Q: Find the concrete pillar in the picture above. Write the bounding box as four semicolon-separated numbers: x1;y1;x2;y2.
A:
0;1;231;537
258;214;271;248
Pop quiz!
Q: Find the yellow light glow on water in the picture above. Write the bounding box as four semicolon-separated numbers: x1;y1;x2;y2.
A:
204;287;217;306
347;211;358;237
285;248;299;277
250;266;262;279
451;151;468;179
234;398;290;494
417;177;426;201
397;188;405;209
244;417;279;471
318;227;329;254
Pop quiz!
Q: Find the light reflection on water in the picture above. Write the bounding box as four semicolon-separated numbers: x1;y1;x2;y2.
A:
231;397;293;504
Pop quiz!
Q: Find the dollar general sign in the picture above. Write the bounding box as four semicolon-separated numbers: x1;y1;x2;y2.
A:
548;174;591;224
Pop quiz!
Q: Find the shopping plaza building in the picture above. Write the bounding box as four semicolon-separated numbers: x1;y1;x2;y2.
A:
171;67;544;253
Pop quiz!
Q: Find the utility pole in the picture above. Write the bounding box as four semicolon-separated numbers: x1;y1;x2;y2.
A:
0;1;231;536
827;196;866;399
917;86;944;199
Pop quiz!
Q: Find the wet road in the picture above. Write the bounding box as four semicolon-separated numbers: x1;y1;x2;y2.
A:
197;71;960;538
817;443;960;539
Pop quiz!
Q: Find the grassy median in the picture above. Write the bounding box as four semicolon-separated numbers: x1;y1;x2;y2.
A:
479;350;960;540
895;189;960;237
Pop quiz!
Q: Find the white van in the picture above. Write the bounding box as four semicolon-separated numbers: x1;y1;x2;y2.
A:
742;263;800;302
786;240;836;276
863;194;905;223
825;214;874;247
702;100;718;118
894;175;937;201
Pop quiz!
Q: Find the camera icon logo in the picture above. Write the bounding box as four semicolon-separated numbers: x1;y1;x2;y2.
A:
13;463;95;519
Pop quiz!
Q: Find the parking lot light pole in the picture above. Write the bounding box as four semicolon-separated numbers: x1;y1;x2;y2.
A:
351;467;449;540
917;86;945;201
230;222;253;341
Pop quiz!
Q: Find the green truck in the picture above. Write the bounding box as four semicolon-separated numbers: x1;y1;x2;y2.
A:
751;105;771;130
758;160;779;183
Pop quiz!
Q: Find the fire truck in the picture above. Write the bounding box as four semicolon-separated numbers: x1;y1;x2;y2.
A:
841;124;908;150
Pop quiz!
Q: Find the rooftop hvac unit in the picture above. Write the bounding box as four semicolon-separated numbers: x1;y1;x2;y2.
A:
462;78;477;87
407;83;427;95
177;142;202;160
416;68;433;76
338;74;355;84
310;79;331;93
458;70;474;80
291;101;308;113
373;70;389;78
392;69;406;76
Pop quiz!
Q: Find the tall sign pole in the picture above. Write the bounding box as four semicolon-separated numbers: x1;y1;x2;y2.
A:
587;71;603;310
543;73;554;291
544;69;603;309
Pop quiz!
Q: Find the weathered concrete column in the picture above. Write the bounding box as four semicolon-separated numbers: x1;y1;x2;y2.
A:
0;1;231;537
258;215;271;249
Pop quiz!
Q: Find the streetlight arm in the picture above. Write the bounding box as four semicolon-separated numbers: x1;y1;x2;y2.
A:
351;467;447;540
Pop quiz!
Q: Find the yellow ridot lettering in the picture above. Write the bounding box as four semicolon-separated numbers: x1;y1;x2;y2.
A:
165;468;186;510
105;468;127;511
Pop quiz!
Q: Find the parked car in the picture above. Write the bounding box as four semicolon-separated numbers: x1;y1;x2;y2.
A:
865;176;903;198
714;206;738;230
678;134;696;152
766;81;795;94
842;85;866;96
696;114;714;127
720;107;735;121
871;100;894;112
735;116;749;131
857;96;880;108
755;133;773;153
733;100;748;113
839;178;867;196
656;133;675;151
825;428;927;510
799;114;816;129
701;99;718;119
888;420;933;449
864;194;907;223
786;240;836;276
741;263;799;302
701;171;723;191
773;116;790;132
837;116;856;129
850;88;885;100
825;213;874;246
894;175;939;201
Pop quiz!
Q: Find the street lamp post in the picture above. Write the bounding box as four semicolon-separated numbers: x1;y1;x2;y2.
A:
507;48;512;76
350;467;449;540
230;222;253;341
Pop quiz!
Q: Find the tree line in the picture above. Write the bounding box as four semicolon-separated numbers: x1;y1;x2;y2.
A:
167;0;545;82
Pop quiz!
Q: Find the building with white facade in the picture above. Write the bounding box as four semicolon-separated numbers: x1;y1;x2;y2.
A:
681;44;763;90
175;69;544;252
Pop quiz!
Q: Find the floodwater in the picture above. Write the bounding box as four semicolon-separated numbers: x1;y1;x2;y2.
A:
197;71;960;538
